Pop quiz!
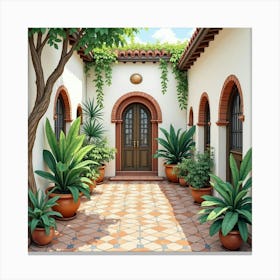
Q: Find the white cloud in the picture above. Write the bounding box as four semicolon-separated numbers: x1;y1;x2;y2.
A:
152;28;184;44
133;36;147;45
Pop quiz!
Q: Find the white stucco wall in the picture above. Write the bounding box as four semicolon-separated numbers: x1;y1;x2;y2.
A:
86;62;187;177
28;40;87;191
187;28;252;180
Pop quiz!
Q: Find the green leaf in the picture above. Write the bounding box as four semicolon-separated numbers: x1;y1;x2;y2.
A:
45;118;59;160
229;154;239;188
221;211;238;236
43;150;56;173
34;170;59;185
238;220;248;242
201;196;226;207
239;148;252;181
68;186;80;203
41;214;50;226
236;209;252;223
207;207;229;221
209;219;223;236
30;219;39;233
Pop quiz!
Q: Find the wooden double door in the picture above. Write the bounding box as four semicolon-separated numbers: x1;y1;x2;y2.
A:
122;103;152;171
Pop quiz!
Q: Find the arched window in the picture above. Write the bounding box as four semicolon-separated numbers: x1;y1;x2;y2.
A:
53;86;72;140
76;104;83;123
227;84;243;181
188;107;194;127
198;93;210;151
55;95;65;140
204;101;210;149
229;85;243;152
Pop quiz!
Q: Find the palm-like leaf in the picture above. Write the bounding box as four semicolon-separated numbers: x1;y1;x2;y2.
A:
198;148;252;242
82;98;103;121
28;190;62;234
35;118;95;200
154;125;195;164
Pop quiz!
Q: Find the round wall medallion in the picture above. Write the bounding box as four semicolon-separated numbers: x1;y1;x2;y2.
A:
130;73;142;84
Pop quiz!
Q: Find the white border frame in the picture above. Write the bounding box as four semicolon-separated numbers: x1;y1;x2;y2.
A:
1;0;279;279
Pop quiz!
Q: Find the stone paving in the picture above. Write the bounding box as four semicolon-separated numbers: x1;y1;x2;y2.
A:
29;180;251;253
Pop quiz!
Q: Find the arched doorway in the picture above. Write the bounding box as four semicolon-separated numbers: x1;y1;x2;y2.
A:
122;103;152;171
111;92;162;175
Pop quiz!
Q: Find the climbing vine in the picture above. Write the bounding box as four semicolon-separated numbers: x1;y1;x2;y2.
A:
85;41;189;110
85;48;117;107
159;59;168;95
169;48;188;110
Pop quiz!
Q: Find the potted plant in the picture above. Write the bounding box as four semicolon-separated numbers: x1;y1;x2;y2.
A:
35;117;94;219
82;97;104;143
82;163;99;193
82;98;116;183
28;189;62;246
154;124;196;183
174;158;189;187
185;148;214;203
198;148;252;250
85;138;116;183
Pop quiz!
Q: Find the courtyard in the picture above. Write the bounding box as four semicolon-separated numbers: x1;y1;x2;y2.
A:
29;180;251;253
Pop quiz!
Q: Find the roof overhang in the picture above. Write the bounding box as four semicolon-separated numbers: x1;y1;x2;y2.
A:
178;28;222;70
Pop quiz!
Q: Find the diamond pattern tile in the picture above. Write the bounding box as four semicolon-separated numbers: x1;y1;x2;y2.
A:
29;180;252;253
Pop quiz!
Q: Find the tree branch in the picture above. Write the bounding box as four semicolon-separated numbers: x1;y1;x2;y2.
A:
28;34;45;101
36;32;42;50
37;31;50;56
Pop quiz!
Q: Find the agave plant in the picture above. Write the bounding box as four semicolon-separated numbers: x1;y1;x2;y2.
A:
153;124;196;164
198;148;252;242
28;189;62;235
35;117;95;202
82;98;103;121
82;119;105;143
82;98;105;143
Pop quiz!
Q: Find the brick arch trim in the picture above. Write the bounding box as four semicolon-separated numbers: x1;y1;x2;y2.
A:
111;91;162;173
188;106;194;126
111;91;162;123
197;92;210;126
216;75;244;126
53;85;72;122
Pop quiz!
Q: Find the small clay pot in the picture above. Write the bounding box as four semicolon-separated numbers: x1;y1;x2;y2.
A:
190;185;213;204
219;230;243;250
31;227;54;246
164;164;179;183
87;179;97;193
96;165;106;183
46;187;81;219
179;177;188;187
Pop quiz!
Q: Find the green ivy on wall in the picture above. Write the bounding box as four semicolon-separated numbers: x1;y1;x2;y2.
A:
85;41;189;110
85;48;117;107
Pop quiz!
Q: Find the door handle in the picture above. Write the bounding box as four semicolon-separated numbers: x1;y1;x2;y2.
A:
136;140;139;148
133;140;136;148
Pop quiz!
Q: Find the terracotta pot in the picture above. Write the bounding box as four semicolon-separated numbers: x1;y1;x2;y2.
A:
31;227;54;246
219;230;243;250
190;185;212;204
46;187;81;219
179;177;188;187
87;179;96;193
96;165;105;183
164;164;179;183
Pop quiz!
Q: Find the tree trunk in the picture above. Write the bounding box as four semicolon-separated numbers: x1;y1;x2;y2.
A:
28;93;52;192
28;30;79;191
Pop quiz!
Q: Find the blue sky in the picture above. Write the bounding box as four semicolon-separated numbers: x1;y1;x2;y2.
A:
133;28;195;44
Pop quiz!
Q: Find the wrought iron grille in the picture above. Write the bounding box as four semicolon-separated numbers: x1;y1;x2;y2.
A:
230;85;242;151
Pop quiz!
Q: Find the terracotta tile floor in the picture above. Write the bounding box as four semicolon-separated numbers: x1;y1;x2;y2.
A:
29;180;251;253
